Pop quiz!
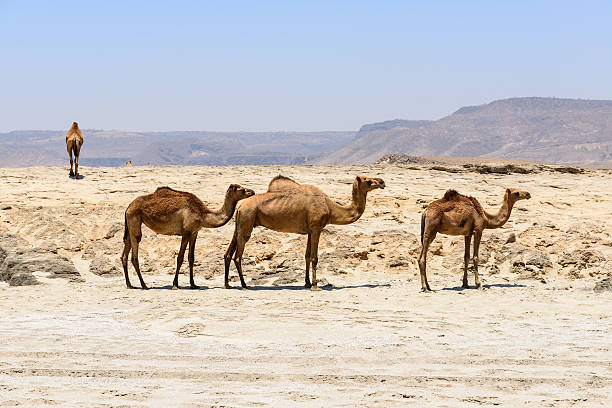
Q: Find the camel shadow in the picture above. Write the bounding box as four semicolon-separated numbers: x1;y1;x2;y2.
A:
243;283;391;291
142;284;211;291
441;283;527;292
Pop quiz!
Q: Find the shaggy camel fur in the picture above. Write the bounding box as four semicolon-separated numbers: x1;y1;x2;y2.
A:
224;175;385;290
418;188;531;292
65;122;83;179
121;184;255;290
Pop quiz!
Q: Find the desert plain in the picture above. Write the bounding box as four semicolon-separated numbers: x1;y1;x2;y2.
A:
0;163;611;407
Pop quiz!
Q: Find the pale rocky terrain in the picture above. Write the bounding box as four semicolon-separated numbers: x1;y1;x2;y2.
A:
0;164;611;407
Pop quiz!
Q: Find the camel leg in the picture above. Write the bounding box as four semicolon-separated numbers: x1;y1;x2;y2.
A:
233;228;252;290
473;231;483;289
68;148;74;177
224;230;238;289
74;151;79;180
129;229;148;290
188;233;199;289
120;236;134;289
309;230;321;291
463;235;471;288
304;233;312;288
172;235;190;290
418;232;436;292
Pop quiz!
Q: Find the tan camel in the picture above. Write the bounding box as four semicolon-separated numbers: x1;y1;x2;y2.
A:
121;184;255;290
65;122;83;179
125;161;133;167
418;188;531;292
224;175;385;290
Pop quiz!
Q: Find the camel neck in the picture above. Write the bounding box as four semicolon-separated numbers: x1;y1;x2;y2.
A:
203;191;237;228
329;181;367;225
485;194;514;229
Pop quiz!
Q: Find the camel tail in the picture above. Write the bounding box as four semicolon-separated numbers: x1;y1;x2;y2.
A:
420;212;425;244
123;212;129;242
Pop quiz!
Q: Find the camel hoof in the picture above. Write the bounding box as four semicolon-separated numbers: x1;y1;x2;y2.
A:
304;282;312;288
141;286;149;290
462;282;469;289
190;284;200;289
476;284;484;290
224;284;231;289
241;286;249;291
69;172;74;177
126;284;136;289
310;285;322;292
171;285;179;290
420;288;431;293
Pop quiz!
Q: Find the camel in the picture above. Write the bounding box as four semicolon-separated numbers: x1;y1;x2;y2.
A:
224;175;385;290
418;188;531;292
126;161;132;167
121;184;255;290
65;122;83;179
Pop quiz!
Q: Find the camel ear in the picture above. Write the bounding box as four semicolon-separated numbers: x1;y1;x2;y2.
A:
229;184;237;191
356;176;363;182
506;188;511;195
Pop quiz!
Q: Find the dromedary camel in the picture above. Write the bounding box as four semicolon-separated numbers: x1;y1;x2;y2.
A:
418;188;531;292
121;184;255;290
224;175;385;290
65;122;83;179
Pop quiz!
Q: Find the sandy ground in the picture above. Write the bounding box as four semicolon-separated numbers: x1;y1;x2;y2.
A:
0;164;611;407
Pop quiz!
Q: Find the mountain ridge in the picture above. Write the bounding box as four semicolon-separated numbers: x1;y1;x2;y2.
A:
318;97;612;165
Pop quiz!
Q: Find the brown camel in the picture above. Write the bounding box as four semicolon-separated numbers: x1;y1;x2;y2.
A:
121;184;255;290
125;161;133;167
418;188;531;292
65;122;83;179
224;175;385;290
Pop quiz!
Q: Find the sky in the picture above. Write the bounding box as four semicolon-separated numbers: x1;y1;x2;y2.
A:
1;1;611;132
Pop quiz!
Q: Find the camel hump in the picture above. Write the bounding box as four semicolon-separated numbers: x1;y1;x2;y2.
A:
268;175;300;191
155;186;179;193
270;175;297;184
443;189;460;200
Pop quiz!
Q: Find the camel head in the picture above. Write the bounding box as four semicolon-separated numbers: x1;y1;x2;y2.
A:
505;188;531;203
355;176;386;192
227;184;255;201
71;122;79;129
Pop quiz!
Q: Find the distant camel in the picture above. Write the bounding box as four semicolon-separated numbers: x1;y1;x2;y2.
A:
418;188;531;292
224;175;385;290
65;122;83;179
126;161;132;167
121;184;255;290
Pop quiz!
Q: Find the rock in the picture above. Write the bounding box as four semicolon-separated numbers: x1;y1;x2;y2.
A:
559;249;607;277
475;164;536;175
594;277;612;293
89;256;122;276
104;222;123;239
430;166;462;173
552;166;584;174
495;242;552;279
0;234;81;286
505;233;516;244
1;205;12;210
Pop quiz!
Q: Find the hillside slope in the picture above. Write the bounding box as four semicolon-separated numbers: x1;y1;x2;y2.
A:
319;98;612;165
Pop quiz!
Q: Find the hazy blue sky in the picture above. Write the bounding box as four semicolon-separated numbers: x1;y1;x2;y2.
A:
1;1;611;132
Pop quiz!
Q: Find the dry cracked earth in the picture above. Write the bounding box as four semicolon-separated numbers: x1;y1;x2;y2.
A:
0;164;611;407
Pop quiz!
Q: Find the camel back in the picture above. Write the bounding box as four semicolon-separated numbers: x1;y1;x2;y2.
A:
442;189;486;218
